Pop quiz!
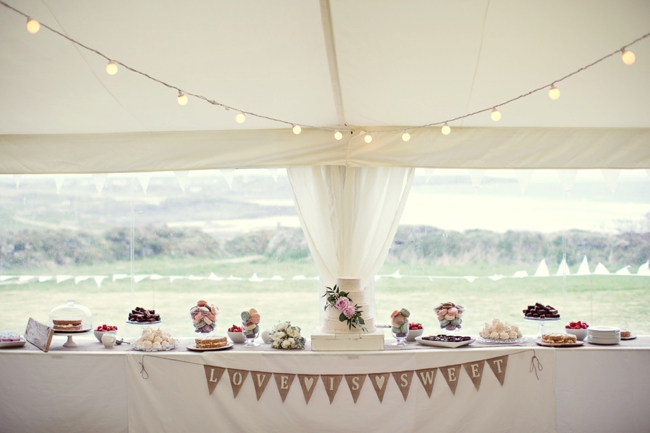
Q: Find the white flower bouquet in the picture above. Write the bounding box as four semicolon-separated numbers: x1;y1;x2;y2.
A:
269;321;306;350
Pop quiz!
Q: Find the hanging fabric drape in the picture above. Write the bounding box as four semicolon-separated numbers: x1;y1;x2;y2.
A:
287;166;414;308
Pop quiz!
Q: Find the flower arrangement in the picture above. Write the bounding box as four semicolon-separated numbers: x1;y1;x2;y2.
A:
323;284;367;332
269;321;306;350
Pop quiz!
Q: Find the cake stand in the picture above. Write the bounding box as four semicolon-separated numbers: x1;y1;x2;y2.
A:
524;317;560;339
53;328;91;348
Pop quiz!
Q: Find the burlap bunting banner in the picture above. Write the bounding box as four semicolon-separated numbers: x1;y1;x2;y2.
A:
297;374;319;404
391;370;415;401
440;364;462;395
415;368;438;398
203;365;225;396
273;373;296;403
344;374;366;404
368;373;390;403
320;375;343;404
487;355;509;386
194;354;518;403
251;371;272;401
228;369;249;398
463;360;485;391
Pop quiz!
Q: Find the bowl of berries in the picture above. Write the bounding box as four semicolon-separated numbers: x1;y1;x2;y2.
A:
94;324;118;342
565;321;588;341
227;324;245;343
407;322;424;341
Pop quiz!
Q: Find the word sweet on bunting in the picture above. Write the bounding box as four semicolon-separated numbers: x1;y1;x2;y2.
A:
197;354;515;404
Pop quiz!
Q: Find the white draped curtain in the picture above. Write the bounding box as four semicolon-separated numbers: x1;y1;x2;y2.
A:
287;166;414;320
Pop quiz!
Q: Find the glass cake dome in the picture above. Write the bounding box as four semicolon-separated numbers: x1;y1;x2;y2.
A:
49;299;93;330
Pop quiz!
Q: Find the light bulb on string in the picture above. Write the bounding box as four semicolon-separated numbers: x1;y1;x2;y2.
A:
402;131;411;142
364;133;373;143
292;125;301;135
177;91;188;106
441;123;451;135
26;18;40;34
235;112;246;123
491;108;501;122
106;61;118;75
621;49;636;65
334;130;343;140
548;85;560;100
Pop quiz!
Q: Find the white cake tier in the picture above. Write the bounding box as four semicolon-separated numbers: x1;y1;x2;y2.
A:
322;276;375;333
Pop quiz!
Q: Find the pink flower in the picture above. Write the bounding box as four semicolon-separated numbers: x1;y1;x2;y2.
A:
335;297;351;310
343;306;357;318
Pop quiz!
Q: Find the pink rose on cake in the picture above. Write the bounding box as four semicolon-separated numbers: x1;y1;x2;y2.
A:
335;297;351;311
342;305;357;318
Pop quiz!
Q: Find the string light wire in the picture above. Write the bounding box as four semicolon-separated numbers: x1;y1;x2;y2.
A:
0;0;648;136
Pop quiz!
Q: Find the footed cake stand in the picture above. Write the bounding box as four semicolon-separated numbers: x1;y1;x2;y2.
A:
524;317;560;339
54;329;91;348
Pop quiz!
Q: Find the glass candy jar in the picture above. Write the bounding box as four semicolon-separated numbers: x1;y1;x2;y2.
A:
189;300;220;341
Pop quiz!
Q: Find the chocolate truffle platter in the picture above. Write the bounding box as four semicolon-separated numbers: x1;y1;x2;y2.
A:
416;335;475;348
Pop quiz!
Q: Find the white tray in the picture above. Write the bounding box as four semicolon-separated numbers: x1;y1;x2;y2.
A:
415;336;475;348
0;338;26;349
477;336;527;345
132;340;178;352
187;343;234;352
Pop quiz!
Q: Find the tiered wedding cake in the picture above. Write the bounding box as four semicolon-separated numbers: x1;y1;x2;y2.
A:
322;277;376;333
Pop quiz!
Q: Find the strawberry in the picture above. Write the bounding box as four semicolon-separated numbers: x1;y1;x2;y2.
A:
581;323;587;329
570;322;576;327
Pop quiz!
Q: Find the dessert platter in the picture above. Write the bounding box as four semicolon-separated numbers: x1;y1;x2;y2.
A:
187;338;234;352
536;333;583;347
416;334;475;348
132;326;178;352
477;319;526;345
0;331;26;349
523;302;560;337
127;306;162;325
52;319;92;348
620;329;636;340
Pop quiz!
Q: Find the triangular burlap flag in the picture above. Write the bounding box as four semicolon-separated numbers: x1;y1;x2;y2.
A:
415;368;438;398
320;375;343;404
297;374;319;404
251;371;272;401
368;373;390;403
273;373;296;403
344;374;366;404
391;370;415;401
203;366;225;396
487;355;509;386
227;369;249;398
463;360;486;391
440;364;462;395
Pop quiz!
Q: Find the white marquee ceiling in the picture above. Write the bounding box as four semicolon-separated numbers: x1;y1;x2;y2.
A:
0;0;649;172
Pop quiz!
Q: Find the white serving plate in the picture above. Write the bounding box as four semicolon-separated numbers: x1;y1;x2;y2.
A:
523;317;561;322
476;336;527;345
536;340;584;347
415;336;475;348
187;342;234;352
126;320;162;326
0;338;26;349
132;340;178;352
621;335;637;340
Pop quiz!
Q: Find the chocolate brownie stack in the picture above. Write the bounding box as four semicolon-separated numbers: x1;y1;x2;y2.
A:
523;302;559;319
128;307;161;323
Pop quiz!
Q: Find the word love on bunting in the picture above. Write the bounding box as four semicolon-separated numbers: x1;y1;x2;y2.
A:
198;354;515;404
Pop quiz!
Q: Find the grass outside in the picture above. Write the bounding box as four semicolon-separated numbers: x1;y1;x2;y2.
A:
1;257;648;339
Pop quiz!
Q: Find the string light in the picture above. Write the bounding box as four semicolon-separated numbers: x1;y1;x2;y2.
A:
0;1;648;139
105;61;118;75
177;91;188;106
26;18;39;34
364;133;372;143
441;123;451;135
490;108;501;122
292;125;301;135
402;131;411;142
548;85;561;100
621;49;636;65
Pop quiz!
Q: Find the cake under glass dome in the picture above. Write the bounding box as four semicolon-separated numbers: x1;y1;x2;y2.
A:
49;299;92;331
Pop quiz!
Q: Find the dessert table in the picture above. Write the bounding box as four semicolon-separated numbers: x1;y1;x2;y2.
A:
1;336;649;433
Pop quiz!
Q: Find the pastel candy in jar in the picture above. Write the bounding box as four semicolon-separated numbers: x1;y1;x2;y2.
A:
190;300;219;333
434;302;464;331
390;308;411;335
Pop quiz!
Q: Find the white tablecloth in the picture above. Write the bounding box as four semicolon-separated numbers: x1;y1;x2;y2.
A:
1;337;649;433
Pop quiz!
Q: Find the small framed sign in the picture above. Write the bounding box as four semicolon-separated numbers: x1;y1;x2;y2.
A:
25;318;54;352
